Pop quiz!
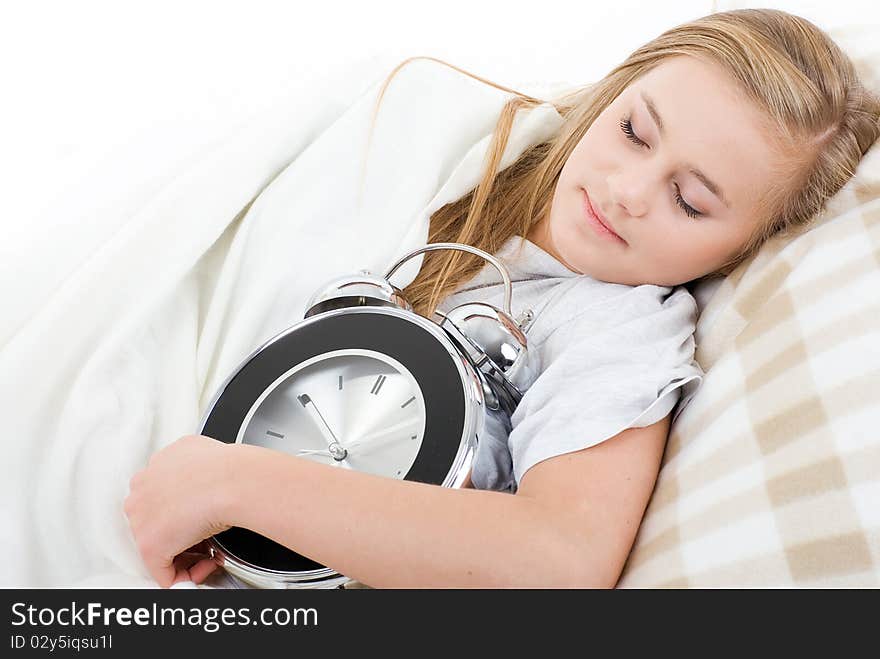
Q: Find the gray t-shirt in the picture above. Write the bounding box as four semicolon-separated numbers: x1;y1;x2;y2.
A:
435;235;704;493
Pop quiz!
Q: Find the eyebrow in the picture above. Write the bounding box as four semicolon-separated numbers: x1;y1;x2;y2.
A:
640;90;731;209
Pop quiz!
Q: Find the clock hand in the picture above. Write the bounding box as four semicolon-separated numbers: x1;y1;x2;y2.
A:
292;446;354;470
345;418;422;452
294;448;334;457
297;393;349;461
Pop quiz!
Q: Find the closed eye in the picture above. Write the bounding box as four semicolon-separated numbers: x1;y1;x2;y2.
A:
618;116;704;220
619;117;647;148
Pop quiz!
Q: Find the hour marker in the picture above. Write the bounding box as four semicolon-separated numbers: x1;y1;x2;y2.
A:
266;430;284;439
411;435;417;440
338;375;343;390
370;374;387;395
400;396;415;409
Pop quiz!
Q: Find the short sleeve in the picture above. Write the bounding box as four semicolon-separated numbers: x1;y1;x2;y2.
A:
508;285;704;488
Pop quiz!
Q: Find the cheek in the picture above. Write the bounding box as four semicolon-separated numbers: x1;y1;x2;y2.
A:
578;124;618;169
561;134;601;184
654;230;725;270
560;111;628;188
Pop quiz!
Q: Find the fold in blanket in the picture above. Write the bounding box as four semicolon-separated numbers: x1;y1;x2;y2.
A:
0;58;565;587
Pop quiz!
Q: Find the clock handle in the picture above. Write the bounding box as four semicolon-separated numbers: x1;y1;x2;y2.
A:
383;242;514;318
385;242;534;400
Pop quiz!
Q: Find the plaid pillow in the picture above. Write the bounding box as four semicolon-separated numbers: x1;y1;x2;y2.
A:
619;143;880;587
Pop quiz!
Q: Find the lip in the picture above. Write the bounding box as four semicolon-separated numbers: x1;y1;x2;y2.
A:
582;188;626;244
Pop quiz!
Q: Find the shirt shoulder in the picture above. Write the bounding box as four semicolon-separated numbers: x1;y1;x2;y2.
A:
532;278;698;361
504;282;704;489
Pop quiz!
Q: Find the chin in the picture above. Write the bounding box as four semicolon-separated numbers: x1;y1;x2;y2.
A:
558;251;585;275
553;227;587;274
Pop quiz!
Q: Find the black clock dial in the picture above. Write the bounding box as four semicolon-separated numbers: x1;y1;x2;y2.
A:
201;308;470;575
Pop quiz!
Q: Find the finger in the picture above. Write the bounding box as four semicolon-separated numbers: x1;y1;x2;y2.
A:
173;553;201;573
172;567;195;586
152;557;177;589
189;558;220;584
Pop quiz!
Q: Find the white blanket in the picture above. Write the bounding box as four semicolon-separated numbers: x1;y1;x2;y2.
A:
0;58;564;587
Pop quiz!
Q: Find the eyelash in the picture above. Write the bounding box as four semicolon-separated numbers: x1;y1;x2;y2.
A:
618;116;703;220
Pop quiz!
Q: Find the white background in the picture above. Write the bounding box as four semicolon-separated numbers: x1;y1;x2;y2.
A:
2;1;878;227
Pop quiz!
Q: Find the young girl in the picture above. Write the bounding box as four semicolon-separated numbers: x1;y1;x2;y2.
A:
124;8;880;588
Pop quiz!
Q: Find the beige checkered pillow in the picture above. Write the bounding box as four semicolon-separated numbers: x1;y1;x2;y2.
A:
617;134;880;587
617;12;880;588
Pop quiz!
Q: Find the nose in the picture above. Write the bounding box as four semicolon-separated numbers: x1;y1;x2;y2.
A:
607;169;650;218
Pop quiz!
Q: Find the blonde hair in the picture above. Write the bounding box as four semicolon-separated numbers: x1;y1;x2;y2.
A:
364;9;880;319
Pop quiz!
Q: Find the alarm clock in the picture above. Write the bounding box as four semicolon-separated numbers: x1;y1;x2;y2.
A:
199;242;536;589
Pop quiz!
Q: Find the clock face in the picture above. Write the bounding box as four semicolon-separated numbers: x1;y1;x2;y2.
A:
237;349;426;480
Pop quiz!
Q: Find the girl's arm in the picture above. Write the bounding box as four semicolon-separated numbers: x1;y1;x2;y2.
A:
221;412;671;588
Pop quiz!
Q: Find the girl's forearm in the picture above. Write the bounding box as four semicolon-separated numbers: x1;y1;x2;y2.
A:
221;443;603;588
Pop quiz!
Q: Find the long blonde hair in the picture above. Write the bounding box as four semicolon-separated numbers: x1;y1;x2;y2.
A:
364;9;880;319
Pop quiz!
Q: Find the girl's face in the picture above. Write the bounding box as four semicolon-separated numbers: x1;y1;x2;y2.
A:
529;55;785;286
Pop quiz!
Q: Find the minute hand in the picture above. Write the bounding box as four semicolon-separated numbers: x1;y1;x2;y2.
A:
297;393;349;461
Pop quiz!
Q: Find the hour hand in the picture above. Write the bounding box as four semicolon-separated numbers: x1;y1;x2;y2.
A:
297;393;348;461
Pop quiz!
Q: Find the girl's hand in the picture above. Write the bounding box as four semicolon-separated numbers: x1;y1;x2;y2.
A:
124;434;236;588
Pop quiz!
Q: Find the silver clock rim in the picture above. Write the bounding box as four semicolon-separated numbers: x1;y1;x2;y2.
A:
198;305;487;589
207;541;352;589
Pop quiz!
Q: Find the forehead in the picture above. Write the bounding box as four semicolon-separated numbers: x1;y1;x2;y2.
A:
625;56;783;213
